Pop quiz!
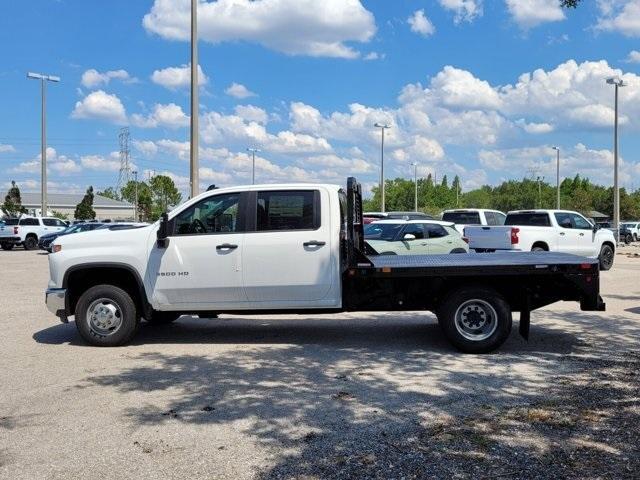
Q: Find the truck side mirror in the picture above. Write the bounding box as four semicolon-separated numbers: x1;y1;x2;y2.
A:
592;224;599;233
157;212;169;248
403;233;416;241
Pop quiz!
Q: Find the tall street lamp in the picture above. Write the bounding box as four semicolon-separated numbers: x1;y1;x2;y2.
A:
27;72;60;216
246;148;261;184
189;0;199;199
412;162;418;211
606;77;626;238
374;123;391;212
552;146;560;209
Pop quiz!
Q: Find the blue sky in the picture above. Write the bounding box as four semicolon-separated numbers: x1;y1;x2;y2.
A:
1;0;639;198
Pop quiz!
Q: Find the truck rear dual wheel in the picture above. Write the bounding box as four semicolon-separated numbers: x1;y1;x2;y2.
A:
75;284;139;346
437;287;512;354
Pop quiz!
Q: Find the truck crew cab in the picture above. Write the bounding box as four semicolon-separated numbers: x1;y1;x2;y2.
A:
46;178;605;353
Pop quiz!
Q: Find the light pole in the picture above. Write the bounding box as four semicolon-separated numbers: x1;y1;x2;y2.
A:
606;77;626;239
27;72;60;216
374;123;391;212
536;176;544;209
412;162;418;211
189;0;199;199
246;148;261;184
552;146;560;209
132;170;138;221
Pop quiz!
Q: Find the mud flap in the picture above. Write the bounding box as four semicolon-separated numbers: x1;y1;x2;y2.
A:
519;295;530;340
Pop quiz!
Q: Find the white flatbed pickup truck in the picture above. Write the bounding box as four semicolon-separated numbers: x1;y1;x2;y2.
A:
464;209;616;270
45;179;605;353
441;209;507;235
0;216;67;250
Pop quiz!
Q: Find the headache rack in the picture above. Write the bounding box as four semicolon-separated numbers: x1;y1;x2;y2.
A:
345;177;373;268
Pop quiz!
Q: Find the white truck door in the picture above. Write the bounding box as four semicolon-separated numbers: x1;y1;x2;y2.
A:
570;213;599;256
147;192;247;307
242;189;334;304
553;212;580;254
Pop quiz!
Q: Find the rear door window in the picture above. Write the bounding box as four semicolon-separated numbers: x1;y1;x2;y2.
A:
425;224;448;238
402;224;425;239
257;190;318;231
19;218;39;226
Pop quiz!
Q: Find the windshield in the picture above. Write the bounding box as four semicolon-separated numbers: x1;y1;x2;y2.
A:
364;223;403;241
442;211;481;224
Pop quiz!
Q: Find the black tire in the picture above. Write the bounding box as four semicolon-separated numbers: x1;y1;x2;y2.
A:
146;311;181;325
23;236;38;250
624;234;632;245
380;251;397;255
75;284;139;346
1;243;14;251
599;244;614;271
450;248;467;254
437;287;512;353
531;245;547;252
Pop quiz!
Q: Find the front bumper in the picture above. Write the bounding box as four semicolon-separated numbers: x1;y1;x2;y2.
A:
45;288;68;322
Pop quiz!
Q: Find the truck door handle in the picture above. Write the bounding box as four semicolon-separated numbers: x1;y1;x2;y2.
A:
303;240;326;247
579;233;585;236
216;243;238;250
559;232;566;236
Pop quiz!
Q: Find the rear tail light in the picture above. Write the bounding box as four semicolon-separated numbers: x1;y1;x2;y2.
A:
510;227;520;245
13;226;18;235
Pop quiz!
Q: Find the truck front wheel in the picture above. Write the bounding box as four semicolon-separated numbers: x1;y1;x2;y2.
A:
437;287;512;353
598;244;614;271
23;236;38;250
75;285;139;346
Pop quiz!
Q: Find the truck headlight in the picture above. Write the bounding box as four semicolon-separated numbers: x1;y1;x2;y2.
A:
52;244;62;253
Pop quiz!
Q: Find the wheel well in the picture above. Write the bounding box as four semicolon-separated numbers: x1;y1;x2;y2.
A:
25;233;38;240
531;241;548;251
65;266;148;317
602;241;615;252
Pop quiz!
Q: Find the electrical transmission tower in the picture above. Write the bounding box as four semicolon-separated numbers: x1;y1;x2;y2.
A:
116;127;131;192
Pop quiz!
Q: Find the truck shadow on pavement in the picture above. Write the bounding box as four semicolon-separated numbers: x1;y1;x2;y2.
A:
36;311;640;478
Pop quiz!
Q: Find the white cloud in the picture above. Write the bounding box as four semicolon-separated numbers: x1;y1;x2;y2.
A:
150;64;208;90
81;69;137;88
143;0;376;58
408;10;435;37
131;103;190;129
515;119;554;134
438;0;483;23
80;152;123;172
234;104;268;124
71;90;128;125
133;139;229;162
626;50;640;63
11;147;81;175
596;0;640;37
429;66;502;110
363;52;384;61
132;140;158;157
504;0;565;29
225;83;257;99
0;144;15;153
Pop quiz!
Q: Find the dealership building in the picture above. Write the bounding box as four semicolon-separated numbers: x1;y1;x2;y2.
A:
20;192;134;221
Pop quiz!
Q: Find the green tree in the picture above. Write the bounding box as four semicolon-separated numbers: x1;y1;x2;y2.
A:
51;210;69;221
2;180;27;217
121;180;153;221
74;186;96;220
97;187;119;200
149;175;182;221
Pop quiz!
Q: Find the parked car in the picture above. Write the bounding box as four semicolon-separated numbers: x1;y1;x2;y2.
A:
0;216;67;250
44;177;605;353
620;222;639;242
596;222;634;244
441;209;507;235
365;219;469;255
363;211;434;224
39;222;106;252
464;209;616;270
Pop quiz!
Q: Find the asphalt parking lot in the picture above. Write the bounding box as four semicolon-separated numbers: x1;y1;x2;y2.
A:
1;248;639;479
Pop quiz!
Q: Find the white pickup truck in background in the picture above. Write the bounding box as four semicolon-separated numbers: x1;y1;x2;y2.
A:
464;209;617;270
441;209;507;235
0;216;68;250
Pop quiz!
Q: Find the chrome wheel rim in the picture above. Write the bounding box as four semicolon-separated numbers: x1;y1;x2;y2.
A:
454;299;498;342
86;298;123;336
